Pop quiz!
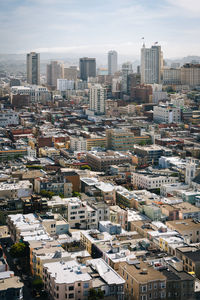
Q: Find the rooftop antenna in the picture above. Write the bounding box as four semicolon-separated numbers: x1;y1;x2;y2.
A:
154;41;158;45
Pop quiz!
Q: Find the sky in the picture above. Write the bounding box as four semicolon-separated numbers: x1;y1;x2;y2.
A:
0;0;200;58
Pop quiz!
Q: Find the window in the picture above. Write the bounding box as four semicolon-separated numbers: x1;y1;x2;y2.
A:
149;283;152;290
141;285;147;292
69;286;74;291
78;283;81;287
56;286;59;291
154;283;157;289
83;283;89;289
69;294;74;299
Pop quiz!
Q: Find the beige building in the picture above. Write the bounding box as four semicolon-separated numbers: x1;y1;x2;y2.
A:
166;219;200;243
64;66;78;81
119;260;166;300
181;64;200;87
106;129;135;151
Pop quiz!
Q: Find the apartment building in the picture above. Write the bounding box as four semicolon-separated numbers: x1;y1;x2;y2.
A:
172;202;200;220
134;145;172;165
0;271;23;300
132;172;178;190
0;180;32;199
118;260;166;300
86;151;132;171
166;219;200;243
80;230;112;255
176;246;200;279
181;63;200;87
106;129;135;152
153;104;181;124
11;86;51;103
0;110;19;127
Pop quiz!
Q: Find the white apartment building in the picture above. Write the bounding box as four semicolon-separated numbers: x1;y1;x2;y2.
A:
89;84;106;115
70;136;87;152
0;180;32;199
153;104;181;123
131;172;178;190
0;110;19;127
11;85;51;103
57;79;75;91
141;44;163;84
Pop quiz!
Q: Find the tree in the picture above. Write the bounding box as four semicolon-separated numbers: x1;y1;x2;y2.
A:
72;191;81;198
88;288;104;300
32;277;44;291
40;190;55;198
10;242;29;258
80;165;91;170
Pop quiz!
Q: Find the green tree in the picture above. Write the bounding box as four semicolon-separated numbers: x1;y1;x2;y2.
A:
80;165;91;170
32;277;44;291
10;242;29;258
40;190;55;198
88;288;104;300
72;191;81;198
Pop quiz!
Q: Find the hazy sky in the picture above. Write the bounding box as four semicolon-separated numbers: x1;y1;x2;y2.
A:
1;0;200;58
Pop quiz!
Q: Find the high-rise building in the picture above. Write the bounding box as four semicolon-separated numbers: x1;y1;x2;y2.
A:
64;66;78;81
121;62;133;93
46;61;63;87
141;44;163;84
27;52;40;85
79;57;96;81
181;64;200;87
108;50;118;75
89;84;106;115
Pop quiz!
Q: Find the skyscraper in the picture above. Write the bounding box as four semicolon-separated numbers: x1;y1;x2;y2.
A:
79;57;96;81
141;44;163;84
27;52;40;85
89;84;106;115
108;50;118;75
46;61;64;87
121;62;133;93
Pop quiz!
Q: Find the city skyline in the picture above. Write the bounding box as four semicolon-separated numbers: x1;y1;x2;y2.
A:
0;0;200;58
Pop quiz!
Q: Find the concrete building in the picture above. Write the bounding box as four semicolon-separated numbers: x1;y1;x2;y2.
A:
11;86;51;103
163;68;181;85
89;84;106;115
141;44;163;84
0;180;32;199
121;62;133;93
47;61;64;87
57;79;75;91
176;247;200;279
0;271;23;300
70;136;87;152
134;145;172;165
166;219;200;243
181;64;200;87
108;50;118;75
153;104;181;123
26;52;40;85
106;128;135;152
79;57;96;81
119;260;166;300
132;172;178;190
86;151;132;171
64;66;78;81
0;110;19;127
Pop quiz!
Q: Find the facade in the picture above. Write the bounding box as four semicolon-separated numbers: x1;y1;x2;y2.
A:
86;151;132;171
64;66;78;81
106;129;135;151
47;61;64;87
166;219;200;243
132;172;178;190
131;84;153;103
119;260;166;300
79;57;96;81
0;272;23;300
121;62;133;93
0;180;32;199
89;84;106;115
181;64;200;87
163;68;181;85
0;110;19;127
57;79;75;91
134;145;172;165
11;86;51;103
153;104;181;124
141;45;163;84
108;50;118;75
26;52;40;85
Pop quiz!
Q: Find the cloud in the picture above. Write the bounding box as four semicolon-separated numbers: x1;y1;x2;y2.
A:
167;0;200;15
